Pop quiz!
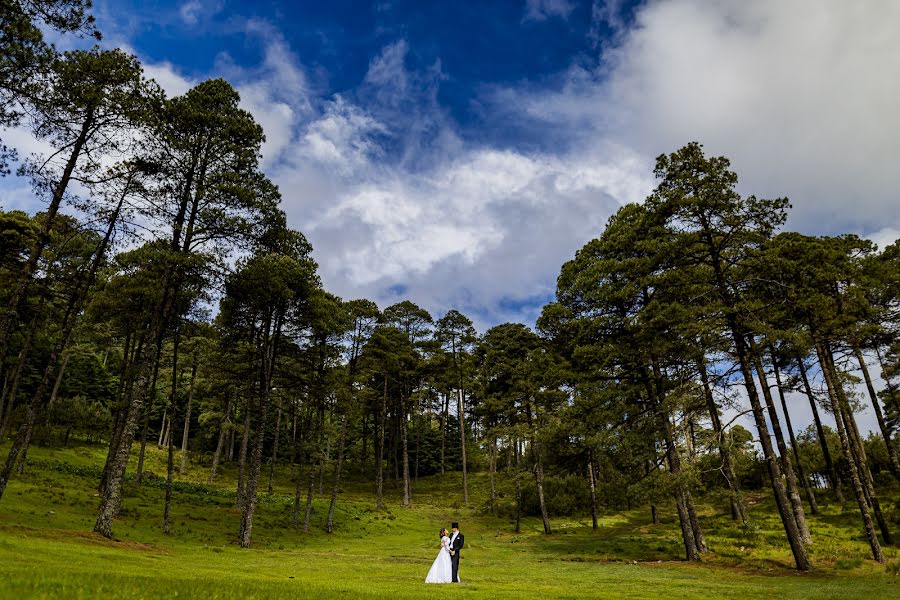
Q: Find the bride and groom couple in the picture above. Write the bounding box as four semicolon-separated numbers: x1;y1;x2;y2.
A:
424;522;464;584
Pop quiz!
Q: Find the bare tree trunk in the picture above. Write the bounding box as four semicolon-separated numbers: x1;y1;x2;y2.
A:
458;388;468;505
158;411;168;448
180;360;197;473
588;449;598;531
0;106;96;382
303;463;315;532
239;390;269;548
290;413;297;480
749;341;811;544
163;326;181;534
46;351;70;418
698;358;748;524
293;457;305;529
376;374;386;510
359;413;367;475
0;375;9;437
414;409;420;484
513;439;521;534
876;347;900;415
208;393;233;484
292;411;306;529
532;444;551;535
401;396;411;507
325;413;348;533
163;412;176;534
816;339;884;562
95;334;160;538
770;346;817;515
239;311;279;549
853;345;900;482
489;436;498;514
440;393;448;475
236;400;251;509
0;314;40;440
648;361;704;559
134;386;153;486
267;406;282;494
796;354;843;501
826;344;892;544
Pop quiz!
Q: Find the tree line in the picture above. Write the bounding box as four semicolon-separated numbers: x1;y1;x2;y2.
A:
1;1;898;568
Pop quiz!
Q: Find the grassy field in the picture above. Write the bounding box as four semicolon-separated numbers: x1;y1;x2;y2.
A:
1;441;898;599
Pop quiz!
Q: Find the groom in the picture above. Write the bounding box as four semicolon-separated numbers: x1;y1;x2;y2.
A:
448;522;464;583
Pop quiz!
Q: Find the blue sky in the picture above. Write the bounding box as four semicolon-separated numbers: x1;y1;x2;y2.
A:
4;1;900;435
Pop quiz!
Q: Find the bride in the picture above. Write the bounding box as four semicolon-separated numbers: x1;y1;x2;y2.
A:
425;528;455;584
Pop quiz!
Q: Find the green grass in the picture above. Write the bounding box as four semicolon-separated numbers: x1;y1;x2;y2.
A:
0;440;898;599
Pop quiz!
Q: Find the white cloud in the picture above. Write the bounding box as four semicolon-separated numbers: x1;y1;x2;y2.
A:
179;1;202;25
867;227;900;252
179;0;223;26
508;0;900;239
523;0;576;22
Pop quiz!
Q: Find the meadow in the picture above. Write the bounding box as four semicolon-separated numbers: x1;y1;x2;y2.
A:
0;441;898;599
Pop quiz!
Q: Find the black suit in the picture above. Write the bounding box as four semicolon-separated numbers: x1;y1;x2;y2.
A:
449;531;464;582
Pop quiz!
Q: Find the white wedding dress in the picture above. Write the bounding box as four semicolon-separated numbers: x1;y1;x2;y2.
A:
425;535;455;584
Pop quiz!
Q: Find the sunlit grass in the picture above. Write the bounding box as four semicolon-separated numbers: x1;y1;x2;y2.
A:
0;440;898;598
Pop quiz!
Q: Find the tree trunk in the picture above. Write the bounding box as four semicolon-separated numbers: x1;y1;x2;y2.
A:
588;449;598;531
163;411;175;534
325;413;348;533
796;354;843;502
303;463;315;532
414;409;420;484
770;346;817;515
163;326;181;534
239;312;277;549
816;339;884;562
440;393;448;475
0;312;41;441
876;347;900;415
239;389;269;548
158;411;168;448
513;439;522;534
401;396;411;507
94;337;161;538
267;406;282;494
293;456;305;529
532;441;552;535
134;389;153;486
853;345;900;482
733;335;811;569
180;360;197;473
376;374;386;510
647;361;704;559
236;400;251;509
292;412;306;529
748;340;811;544
458;388;468;505
17;179;137;508
489;436;498;515
208;393;233;484
0;105;96;383
45;351;70;419
698;358;748;524
826;343;892;544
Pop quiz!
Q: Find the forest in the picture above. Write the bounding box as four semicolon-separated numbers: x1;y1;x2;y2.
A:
1;2;899;597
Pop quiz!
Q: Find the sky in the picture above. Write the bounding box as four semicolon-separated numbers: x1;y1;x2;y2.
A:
2;1;900;435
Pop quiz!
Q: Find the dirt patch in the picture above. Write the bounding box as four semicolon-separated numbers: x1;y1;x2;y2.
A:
0;524;168;553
